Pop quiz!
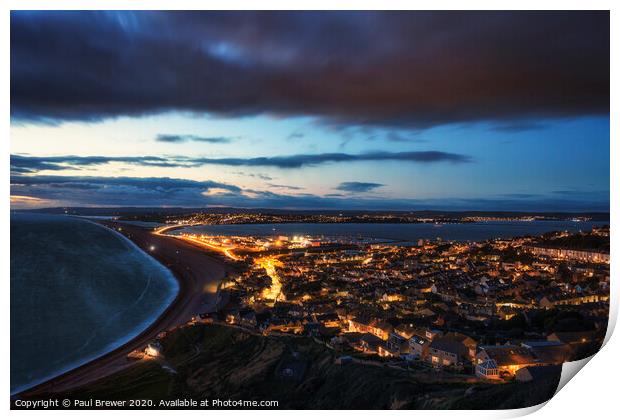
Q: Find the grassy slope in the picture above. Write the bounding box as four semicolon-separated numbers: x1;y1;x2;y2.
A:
46;324;560;409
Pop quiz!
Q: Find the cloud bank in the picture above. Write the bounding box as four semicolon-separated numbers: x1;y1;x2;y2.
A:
336;182;384;193
155;134;235;143
10;150;470;173
11;11;609;127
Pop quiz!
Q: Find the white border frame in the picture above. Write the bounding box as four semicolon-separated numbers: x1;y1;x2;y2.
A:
3;2;616;419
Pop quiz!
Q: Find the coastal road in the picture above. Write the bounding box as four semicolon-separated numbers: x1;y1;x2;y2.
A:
19;221;232;397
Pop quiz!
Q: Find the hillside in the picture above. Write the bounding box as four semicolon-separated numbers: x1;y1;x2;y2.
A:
27;324;561;409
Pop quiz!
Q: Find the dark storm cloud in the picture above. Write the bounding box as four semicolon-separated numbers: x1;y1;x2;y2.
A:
231;171;273;180
10;155;69;173
11;150;470;172
10;154;188;173
10;175;242;207
190;151;471;167
11;11;609;127
10;174;241;192
267;183;304;190
336;182;384;193
155;134;235;143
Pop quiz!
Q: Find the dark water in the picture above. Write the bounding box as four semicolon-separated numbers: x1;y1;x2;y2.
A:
10;213;178;394
179;220;606;243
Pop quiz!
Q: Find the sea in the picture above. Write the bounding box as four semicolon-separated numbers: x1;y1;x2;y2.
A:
178;220;606;244
10;213;179;394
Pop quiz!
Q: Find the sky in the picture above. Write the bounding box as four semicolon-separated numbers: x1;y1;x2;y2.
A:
10;11;610;211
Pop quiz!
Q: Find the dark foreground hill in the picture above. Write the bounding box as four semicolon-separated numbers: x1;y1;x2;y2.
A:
20;324;561;409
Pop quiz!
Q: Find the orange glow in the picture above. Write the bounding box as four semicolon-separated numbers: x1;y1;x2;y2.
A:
10;195;49;208
154;228;240;260
256;256;285;302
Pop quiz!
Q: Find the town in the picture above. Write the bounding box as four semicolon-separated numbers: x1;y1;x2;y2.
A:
149;225;609;383
112;209;603;226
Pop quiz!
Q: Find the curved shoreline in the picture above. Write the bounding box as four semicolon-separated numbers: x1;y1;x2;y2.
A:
16;221;232;398
9;218;181;395
88;217;180;300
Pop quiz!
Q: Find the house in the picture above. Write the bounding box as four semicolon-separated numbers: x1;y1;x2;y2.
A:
547;331;597;346
358;333;386;354
428;336;470;367
408;334;431;360
476;345;537;376
476;359;500;379
417;308;437;318
424;328;443;341
348;317;393;340
386;332;409;355
521;341;571;364
515;365;562;382
547;331;598;358
266;317;304;334
193;312;216;324
340;332;363;348
394;323;417;339
317;325;341;340
378;342;400;358
538;296;556;308
315;313;341;328
225;309;241;324
497;305;519;320
443;332;477;361
144;341;163;358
